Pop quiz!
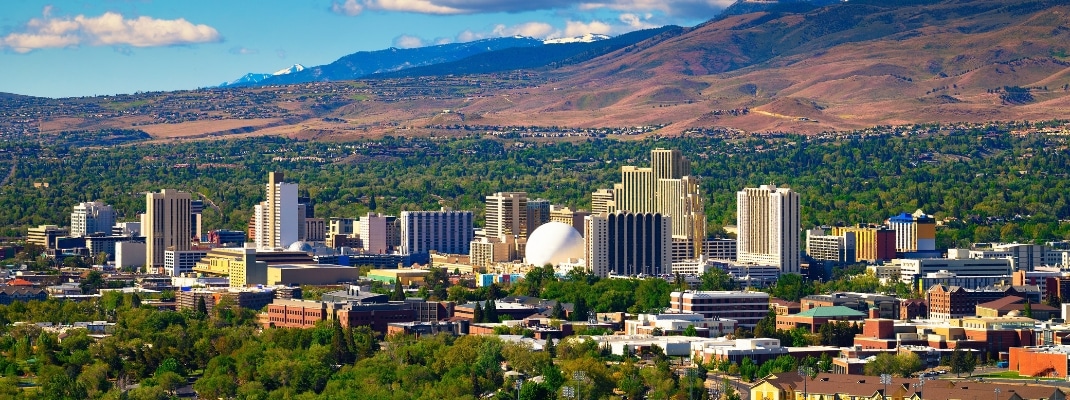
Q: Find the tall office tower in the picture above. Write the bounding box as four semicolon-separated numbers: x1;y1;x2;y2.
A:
146;189;192;269
600;148;705;260
256;172;298;250
614;166;656;214
585;212;672;277
484;192;528;239
591;188;616;215
889;209;936;253
190;200;204;241
737;185;801;274
656;176;706;259
71;201;115;237
526;199;551;235
400;209;474;255
361;212;390;254
651;148;691;181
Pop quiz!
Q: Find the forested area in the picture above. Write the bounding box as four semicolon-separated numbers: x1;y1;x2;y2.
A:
1;122;1069;247
0;290;734;400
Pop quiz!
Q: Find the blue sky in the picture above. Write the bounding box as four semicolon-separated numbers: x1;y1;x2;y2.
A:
0;1;727;98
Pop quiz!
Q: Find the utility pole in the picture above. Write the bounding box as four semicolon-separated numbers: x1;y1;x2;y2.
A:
913;376;927;400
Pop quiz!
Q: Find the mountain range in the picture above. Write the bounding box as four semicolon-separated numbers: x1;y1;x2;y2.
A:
14;0;1070;139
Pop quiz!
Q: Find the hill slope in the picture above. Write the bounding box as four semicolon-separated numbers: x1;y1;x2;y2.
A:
442;0;1070;133
10;0;1070;140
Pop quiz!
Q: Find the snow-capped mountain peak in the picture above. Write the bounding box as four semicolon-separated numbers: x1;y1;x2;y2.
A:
543;33;611;44
272;64;306;76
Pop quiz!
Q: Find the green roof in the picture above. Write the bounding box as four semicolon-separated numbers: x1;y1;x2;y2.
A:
794;306;867;318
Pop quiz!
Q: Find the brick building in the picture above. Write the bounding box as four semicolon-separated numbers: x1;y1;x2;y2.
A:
262;298;416;333
668;291;770;328
927;284;1039;320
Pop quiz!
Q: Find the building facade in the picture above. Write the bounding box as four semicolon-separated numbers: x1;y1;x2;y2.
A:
737;185;800;274
400;209;474;255
667;291;770;328
145;189;192;269
485;192;528;239
585;212;672;277
71;201;115;237
255;172;298;250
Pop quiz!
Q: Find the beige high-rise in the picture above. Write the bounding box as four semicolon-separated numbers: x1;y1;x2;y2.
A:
146;189;191;269
736;185;800;274
593;148;706;259
484;192;528;239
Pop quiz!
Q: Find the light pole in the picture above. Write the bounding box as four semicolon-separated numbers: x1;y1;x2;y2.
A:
913;376;927;400
514;377;523;400
562;385;575;400
880;374;893;400
798;366;814;400
994;388;1001;400
573;371;588;400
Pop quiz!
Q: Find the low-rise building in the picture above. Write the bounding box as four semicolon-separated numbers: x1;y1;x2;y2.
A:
623;313;737;337
668;291;770;328
775;306;866;333
976;296;1058;320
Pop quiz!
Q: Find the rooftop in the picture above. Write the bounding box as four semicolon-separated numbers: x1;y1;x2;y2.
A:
793;306;867;318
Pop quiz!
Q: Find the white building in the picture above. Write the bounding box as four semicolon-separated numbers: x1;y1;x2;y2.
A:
164;249;210;277
736;185;800;274
255;172;299;250
71;201;115;237
115;242;146;271
624;313;737;337
400;209;474;255
886;258;1013;283
806;227;855;264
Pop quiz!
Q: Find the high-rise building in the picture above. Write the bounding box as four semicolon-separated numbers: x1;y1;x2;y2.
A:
889;209;936;253
255;172;299;250
145;189;192;269
526;199;551;235
585;212;672;277
594;149;705;259
591;188;616;215
400;209;474;255
361;212;390;254
484;192;528;239
71;201;115;237
737;185;800;274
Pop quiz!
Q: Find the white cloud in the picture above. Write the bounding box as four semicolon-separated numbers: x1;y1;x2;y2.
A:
1;8;221;53
563;20;613;37
618;13;658;30
492;22;556;38
393;34;425;48
229;46;259;55
331;0;365;16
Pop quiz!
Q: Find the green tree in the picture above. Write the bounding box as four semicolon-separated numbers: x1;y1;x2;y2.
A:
390;280;405;301
1024;298;1033;319
484;300;499;323
700;268;737;291
572;296;589;322
683;325;699;337
473;301;484;323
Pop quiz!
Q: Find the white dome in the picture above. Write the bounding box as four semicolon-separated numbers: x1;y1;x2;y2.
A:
525;222;584;267
287;241;314;252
